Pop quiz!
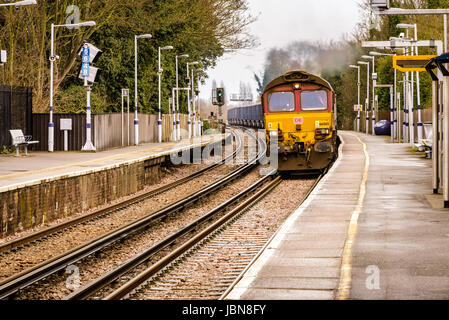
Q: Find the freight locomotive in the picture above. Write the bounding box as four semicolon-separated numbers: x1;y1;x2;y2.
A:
228;70;338;172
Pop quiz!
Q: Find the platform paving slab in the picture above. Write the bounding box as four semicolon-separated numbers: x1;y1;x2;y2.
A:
225;130;449;300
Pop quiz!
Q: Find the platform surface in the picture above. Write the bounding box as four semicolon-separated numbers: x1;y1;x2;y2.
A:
0;134;223;192
225;130;449;300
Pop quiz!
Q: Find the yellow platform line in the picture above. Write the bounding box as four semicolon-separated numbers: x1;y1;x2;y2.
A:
336;133;369;300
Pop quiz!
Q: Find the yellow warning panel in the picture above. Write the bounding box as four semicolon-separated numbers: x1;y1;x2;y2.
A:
393;55;436;72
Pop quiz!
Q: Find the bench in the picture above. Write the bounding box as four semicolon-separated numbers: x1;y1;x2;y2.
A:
9;129;39;156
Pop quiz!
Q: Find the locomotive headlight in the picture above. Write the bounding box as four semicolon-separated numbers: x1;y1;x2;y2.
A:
315;128;330;135
269;130;278;137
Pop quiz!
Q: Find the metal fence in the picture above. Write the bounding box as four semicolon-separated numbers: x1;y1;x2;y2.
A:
354;109;433;136
32;113;189;151
0;86;33;147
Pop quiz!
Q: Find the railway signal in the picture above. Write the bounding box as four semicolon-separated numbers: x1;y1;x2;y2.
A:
216;88;225;106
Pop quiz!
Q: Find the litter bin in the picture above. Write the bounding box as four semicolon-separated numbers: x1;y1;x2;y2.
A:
374;120;391;136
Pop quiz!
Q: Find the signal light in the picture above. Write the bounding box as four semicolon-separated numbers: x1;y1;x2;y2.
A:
216;88;224;105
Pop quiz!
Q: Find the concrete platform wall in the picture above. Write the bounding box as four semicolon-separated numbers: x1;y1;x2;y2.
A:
0;155;166;237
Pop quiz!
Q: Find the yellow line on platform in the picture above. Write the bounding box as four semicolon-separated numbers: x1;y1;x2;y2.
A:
336;133;369;300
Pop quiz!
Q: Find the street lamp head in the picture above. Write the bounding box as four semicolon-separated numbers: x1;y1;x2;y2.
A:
369;51;393;56
177;54;189;59
161;46;174;50
349;65;359;69
396;23;415;29
0;0;38;7
136;34;152;39
76;21;96;27
188;61;199;66
361;55;373;60
357;61;369;65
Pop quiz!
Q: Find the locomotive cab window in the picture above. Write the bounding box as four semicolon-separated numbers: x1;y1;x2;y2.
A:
268;91;295;112
301;90;328;111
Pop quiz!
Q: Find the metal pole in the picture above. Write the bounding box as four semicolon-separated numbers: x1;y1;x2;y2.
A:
172;88;176;141
158;47;162;143
197;73;201;136
410;71;415;146
127;95;130;146
444;75;449;207
372;57;375;135
445;15;448;53
134;36;139;145
48;24;55;152
82;77;96;151
432;80;439;194
187;63;191;139
397;92;402;143
394;67;397;141
390;87;393;143
175;56;180;141
366;63;370;135
413;24;423;144
403;48;408;143
121;93;124;147
192;68;196;137
357;67;361;132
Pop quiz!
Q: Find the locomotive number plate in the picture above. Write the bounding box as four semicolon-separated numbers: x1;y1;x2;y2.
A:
293;117;303;124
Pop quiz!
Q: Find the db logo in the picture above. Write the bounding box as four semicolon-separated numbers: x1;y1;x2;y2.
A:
293;117;303;124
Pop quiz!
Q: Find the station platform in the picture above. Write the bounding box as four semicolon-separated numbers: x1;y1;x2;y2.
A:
225;130;449;300
0;133;225;237
0;134;223;192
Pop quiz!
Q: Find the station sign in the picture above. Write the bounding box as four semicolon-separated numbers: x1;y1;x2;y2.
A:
393;55;436;72
81;46;90;77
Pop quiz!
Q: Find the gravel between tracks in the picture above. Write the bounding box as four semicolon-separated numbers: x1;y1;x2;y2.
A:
13;166;265;300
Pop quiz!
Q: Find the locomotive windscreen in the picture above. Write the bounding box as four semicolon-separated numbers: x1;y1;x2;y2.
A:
300;90;328;110
268;91;295;112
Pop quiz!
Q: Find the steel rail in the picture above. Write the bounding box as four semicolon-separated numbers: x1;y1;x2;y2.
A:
104;175;282;300
0;131;240;254
219;172;324;300
66;169;277;300
0;129;261;300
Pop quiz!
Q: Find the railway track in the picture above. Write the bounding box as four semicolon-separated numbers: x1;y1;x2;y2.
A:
108;174;321;300
66;170;278;300
0;128;264;300
0;131;240;255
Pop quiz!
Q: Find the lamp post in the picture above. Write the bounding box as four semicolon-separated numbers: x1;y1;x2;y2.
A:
48;20;96;152
397;23;423;144
362;55;376;135
157;45;173;143
134;33;152;146
0;0;37;7
175;54;188;141
358;61;370;135
391;36;414;143
186;61;199;138
369;51;397;141
194;70;202;136
349;65;361;132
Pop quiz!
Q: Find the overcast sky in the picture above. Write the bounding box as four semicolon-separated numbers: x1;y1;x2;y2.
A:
200;0;365;105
